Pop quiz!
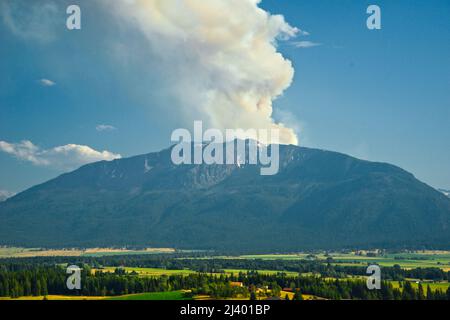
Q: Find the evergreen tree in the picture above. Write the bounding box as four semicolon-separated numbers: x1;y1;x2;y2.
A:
426;285;434;300
418;283;425;300
293;289;303;300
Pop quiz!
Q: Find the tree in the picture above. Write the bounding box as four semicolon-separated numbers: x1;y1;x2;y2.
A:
426;285;434;300
401;282;416;300
271;282;281;298
418;283;425;300
293;289;303;300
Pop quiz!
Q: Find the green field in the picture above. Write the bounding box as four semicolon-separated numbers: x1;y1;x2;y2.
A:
96;267;196;276
223;269;299;277
0;291;192;301
107;291;191;300
2;247;450;272
0;247;176;258
96;267;300;278
390;281;450;292
0;295;106;300
211;252;450;271
330;253;450;270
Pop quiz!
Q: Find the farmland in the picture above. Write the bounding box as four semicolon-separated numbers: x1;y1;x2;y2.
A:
0;247;176;258
0;291;191;301
94;267;299;278
217;251;450;271
1;248;450;300
93;267;196;276
107;291;191;300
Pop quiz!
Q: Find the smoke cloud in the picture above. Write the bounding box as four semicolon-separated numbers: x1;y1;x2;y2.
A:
107;0;300;145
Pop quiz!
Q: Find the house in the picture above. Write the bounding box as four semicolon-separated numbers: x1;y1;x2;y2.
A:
230;281;244;287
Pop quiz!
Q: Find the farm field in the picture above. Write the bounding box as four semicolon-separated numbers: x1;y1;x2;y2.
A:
94;267;196;276
1;250;450;300
0;295;106;300
280;291;324;300
215;252;450;271
0;247;176;258
2;247;450;272
329;253;450;270
107;291;191;300
95;267;300;278
390;281;450;292
0;291;192;301
223;269;299;277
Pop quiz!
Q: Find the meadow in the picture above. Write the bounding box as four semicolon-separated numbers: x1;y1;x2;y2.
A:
1;248;450;300
94;267;196;276
107;291;191;300
216;252;450;271
0;291;191;301
0;247;176;258
94;267;300;278
390;281;450;292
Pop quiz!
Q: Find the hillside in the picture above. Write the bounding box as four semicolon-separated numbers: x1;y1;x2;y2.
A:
0;142;449;251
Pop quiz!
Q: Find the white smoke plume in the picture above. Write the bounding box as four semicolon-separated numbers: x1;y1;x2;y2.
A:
107;0;300;145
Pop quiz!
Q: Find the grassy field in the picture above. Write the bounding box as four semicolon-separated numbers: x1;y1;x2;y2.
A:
319;276;450;293
0;247;84;258
0;247;176;258
2;247;450;271
213;252;450;271
330;254;450;270
3;247;449;273
390;281;450;292
107;291;191;300
94;266;196;276
223;269;299;277
0;291;191;301
280;291;325;300
94;266;302;278
0;295;107;300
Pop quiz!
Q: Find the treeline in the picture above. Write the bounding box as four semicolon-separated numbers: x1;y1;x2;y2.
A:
0;265;248;299
1;255;449;281
1;264;450;300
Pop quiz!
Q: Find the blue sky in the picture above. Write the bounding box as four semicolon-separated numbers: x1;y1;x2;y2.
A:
0;0;449;193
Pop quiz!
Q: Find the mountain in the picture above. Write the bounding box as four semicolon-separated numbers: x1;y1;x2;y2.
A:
1;142;450;252
439;189;450;198
0;190;14;202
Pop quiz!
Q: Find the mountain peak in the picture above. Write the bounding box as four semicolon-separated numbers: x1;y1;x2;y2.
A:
0;144;449;251
439;189;450;198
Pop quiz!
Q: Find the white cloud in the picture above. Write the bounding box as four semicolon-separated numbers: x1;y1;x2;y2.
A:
0;190;15;202
96;124;117;132
39;78;56;87
348;142;370;161
106;0;302;145
0;1;59;42
292;41;322;48
298;30;310;36
0;140;121;170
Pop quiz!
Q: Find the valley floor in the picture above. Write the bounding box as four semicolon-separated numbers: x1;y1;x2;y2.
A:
1;248;450;300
